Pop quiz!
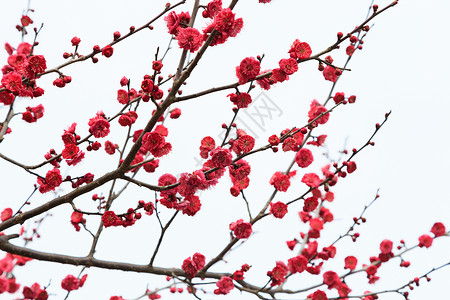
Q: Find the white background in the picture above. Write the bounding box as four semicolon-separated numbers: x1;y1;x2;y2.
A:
0;0;449;299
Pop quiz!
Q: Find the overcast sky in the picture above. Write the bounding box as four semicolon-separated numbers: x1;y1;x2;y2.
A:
1;0;449;299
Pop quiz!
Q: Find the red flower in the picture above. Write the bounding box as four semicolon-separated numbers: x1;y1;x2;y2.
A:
204;0;223;18
0;208;13;222
62;144;79;159
303;197;319;212
142;132;164;151
379;239;393;254
152;60;163;72
214;8;236;32
308;134;327;147
211;147;232;168
38;168;63;193
308;100;330;126
295;148;314;168
308;290;328;300
270;201;288;219
214;276;234;295
270;171;291;192
288;255;307;274
240;57;260;78
431;222;446;237
279;58;298;75
117;89;128;104
21;15;33;27
170;108;181;119
164;11;190;35
70;211;85;232
310;218;324;231
181;194;202;216
301;173;321;188
61;274;80;291
104;141;116;155
230;219;252;239
366;264;378;276
323;65;339;82
333;92;345;104
17;42;32;56
0;91;15;105
102;45;114;57
71;36;81;46
323;271;341;289
267;261;288;286
177;27;203;53
268;135;280;146
28;55;47;74
344;256;358;270
288;39;312;60
346;45;355;56
418;234;433;248
102;211;120;228
1;71;23;92
235;135;255;153
182;253;205;278
228;92;252;108
88;112;110;138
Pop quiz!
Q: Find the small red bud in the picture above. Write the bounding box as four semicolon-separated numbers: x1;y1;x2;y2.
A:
129;26;135;32
337;32;343;39
373;4;379;12
113;31;121;40
318;63;324;71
